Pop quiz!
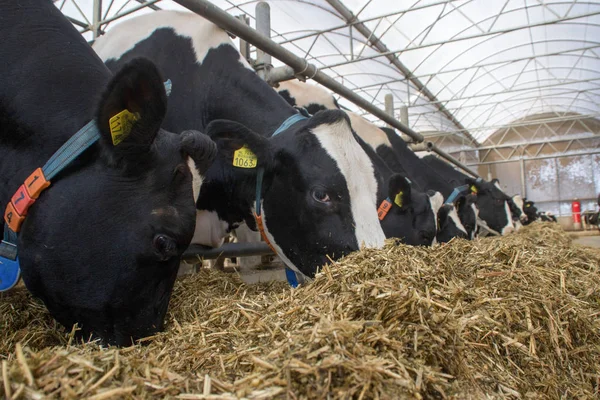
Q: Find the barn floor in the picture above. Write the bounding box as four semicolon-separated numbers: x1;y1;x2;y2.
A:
573;235;600;248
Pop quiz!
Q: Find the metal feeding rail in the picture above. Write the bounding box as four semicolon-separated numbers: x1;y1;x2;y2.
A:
170;0;481;261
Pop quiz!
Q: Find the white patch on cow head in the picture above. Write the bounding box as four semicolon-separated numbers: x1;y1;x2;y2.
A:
186;156;203;203
310;118;386;249
93;11;250;68
347;112;392;151
277;80;338;110
428;193;443;246
191;210;229;248
512;195;528;222
471;204;479;239
502;200;515;235
448;206;467;236
494;181;515;235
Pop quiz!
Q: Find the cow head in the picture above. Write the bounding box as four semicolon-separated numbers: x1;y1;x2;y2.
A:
455;193;478;239
466;178;514;234
19;58;216;346
436;203;468;243
196;110;385;278
378;176;442;246
511;195;528;223
522;199;538;224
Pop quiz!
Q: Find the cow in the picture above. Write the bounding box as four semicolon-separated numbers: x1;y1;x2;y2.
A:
0;0;216;346
93;11;386;280
421;155;515;235
276;80;449;246
522;199;539;224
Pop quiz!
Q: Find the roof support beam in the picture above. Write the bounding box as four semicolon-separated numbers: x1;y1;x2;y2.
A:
323;0;478;146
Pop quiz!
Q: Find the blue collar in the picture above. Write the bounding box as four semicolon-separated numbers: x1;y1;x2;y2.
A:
445;177;482;205
255;113;307;288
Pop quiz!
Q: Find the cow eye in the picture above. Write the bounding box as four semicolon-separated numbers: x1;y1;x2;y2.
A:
153;234;178;261
311;188;331;203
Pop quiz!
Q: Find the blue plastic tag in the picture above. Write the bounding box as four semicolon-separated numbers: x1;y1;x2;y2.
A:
0;256;21;291
285;267;299;288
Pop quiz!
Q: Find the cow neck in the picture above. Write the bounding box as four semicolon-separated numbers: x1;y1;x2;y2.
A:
203;61;299;136
252;113;307;288
0;121;102;291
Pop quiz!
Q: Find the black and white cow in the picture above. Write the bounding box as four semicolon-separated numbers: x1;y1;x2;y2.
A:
421;155;515;235
93;11;386;278
522;199;539;224
1;1;216;345
276;81;471;244
276;80;446;246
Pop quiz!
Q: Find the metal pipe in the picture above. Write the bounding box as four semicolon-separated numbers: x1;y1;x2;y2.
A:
409;141;433;152
384;94;394;128
182;243;273;261
520;158;527;198
466;150;600;165
172;0;425;143
92;0;102;39
324;0;477;145
266;66;296;86
400;106;409;126
429;143;480;177
255;2;271;81
79;0;162;33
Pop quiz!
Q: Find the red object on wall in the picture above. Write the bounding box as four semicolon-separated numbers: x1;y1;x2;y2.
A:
572;200;581;223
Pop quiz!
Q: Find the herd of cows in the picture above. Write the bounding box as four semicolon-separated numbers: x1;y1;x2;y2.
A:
0;2;552;346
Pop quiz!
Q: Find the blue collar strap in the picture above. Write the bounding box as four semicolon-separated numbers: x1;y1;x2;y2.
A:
445;177;483;205
272;113;307;136
445;184;470;205
255;112;307;288
1;80;173;291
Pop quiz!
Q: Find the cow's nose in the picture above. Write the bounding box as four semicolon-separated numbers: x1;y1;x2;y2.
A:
502;226;515;235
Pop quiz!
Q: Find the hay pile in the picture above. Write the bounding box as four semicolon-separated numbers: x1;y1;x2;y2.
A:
1;222;599;399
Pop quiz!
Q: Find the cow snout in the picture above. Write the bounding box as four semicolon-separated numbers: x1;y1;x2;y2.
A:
502;226;515;235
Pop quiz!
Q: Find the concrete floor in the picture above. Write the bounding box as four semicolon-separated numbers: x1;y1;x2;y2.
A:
573;235;600;249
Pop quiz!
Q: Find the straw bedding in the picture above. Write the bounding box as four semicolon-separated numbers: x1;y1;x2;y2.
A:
1;222;599;399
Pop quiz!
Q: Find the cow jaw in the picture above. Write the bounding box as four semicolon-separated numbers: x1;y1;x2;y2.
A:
310;119;386;249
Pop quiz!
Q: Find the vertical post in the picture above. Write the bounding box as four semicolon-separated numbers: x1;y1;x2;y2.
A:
400;105;409;126
92;0;102;39
384;94;394;128
520;158;527;198
237;15;251;64
255;2;271;81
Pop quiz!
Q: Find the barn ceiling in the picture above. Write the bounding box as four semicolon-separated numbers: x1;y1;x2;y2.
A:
56;0;600;149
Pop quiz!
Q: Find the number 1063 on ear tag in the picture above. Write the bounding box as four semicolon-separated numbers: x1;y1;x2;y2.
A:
233;145;257;169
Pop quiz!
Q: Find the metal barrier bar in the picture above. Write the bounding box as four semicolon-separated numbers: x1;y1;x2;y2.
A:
182;243;274;261
172;0;424;143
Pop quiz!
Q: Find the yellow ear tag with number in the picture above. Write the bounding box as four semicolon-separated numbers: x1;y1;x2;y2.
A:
233;145;258;169
109;109;140;146
470;185;478;194
394;192;404;207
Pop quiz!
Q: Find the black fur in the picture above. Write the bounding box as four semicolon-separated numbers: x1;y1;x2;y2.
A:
1;0;215;346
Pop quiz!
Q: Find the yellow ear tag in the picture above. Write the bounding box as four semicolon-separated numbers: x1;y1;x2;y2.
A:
233;145;258;169
109;109;140;146
470;185;478;194
394;192;403;207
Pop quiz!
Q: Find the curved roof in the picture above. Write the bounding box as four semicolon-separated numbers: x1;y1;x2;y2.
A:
57;0;600;145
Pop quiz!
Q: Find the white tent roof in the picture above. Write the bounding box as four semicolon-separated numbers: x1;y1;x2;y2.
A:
57;0;600;144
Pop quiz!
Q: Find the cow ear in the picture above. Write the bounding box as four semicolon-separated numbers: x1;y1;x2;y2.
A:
491;178;499;184
96;58;166;158
205;119;273;170
465;177;482;193
389;174;411;208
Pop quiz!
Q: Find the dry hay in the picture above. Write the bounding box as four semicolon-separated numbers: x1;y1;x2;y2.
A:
1;222;599;399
